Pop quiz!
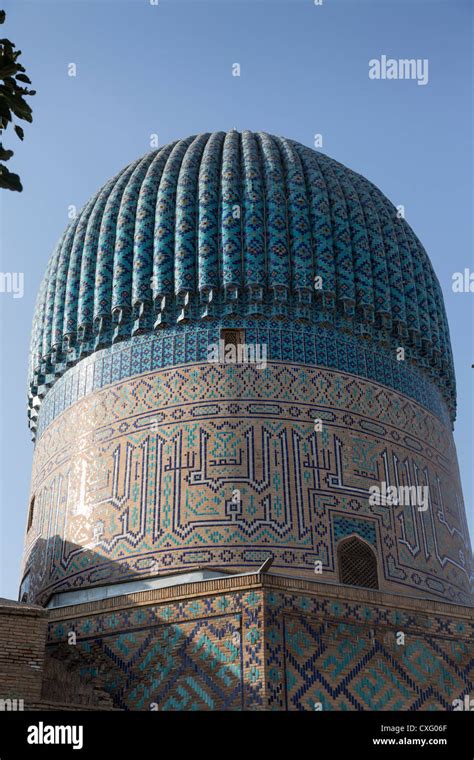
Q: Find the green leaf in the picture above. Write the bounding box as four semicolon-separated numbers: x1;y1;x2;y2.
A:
16;86;36;97
2;77;18;89
0;143;13;160
0;163;23;192
4;93;32;121
0;63;20;77
15;110;32;124
0;101;12;121
0;18;33;191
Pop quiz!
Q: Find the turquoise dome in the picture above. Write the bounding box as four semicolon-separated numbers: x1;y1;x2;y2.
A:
28;130;455;431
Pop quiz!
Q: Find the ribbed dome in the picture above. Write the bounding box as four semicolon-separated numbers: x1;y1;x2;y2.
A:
28;130;455;423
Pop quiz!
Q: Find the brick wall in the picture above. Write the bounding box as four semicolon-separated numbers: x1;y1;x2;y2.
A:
0;598;117;711
0;599;48;706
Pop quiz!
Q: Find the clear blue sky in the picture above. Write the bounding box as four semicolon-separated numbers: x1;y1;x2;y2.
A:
0;0;472;600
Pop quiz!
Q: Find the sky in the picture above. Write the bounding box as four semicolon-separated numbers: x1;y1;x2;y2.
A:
0;0;472;600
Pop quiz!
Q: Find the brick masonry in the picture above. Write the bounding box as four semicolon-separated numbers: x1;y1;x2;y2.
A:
0;599;116;710
0;599;47;705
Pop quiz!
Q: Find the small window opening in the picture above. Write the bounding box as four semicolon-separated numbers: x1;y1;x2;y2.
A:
338;536;378;589
220;328;245;350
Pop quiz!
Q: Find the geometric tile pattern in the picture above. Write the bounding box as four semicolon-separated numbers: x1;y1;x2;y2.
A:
25;130;470;715
34;323;450;439
45;580;474;710
284;619;470;711
24;362;472;606
28;131;456;439
75;616;243;711
265;587;474;711
333;516;377;546
47;589;264;711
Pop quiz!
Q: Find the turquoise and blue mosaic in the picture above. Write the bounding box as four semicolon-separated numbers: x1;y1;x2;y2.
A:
45;586;473;711
265;589;474;711
47;590;263;711
28;131;456;437
34;321;450;439
333;515;377;546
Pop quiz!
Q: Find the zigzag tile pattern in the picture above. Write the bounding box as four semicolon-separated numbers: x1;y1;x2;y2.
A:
45;584;473;711
47;590;264;711
265;590;474;711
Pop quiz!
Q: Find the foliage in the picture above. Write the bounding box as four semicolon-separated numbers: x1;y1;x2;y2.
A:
0;10;35;191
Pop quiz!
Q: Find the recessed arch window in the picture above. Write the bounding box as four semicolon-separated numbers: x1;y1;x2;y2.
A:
19;571;30;603
337;536;378;590
27;495;35;532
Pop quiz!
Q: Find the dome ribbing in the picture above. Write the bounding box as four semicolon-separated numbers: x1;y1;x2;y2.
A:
28;130;455;428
